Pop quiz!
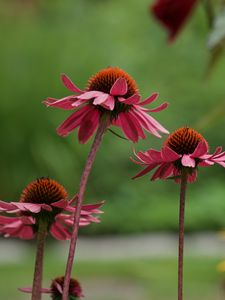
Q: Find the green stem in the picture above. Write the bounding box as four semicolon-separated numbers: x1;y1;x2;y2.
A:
178;169;188;300
31;219;47;300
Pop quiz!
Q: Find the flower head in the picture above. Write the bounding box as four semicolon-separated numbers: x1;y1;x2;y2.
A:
132;127;225;183
0;177;103;240
151;0;198;42
19;276;83;300
44;66;169;143
51;276;83;300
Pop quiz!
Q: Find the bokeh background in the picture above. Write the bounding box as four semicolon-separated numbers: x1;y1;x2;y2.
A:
1;0;225;299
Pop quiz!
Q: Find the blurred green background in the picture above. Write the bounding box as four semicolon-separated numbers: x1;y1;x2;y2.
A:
1;1;225;300
1;0;225;236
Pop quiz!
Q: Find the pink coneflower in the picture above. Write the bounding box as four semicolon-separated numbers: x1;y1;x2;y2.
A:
44;66;168;143
0;177;103;240
133;127;225;183
132;127;225;300
45;67;168;300
0;177;103;300
20;276;83;300
151;0;198;42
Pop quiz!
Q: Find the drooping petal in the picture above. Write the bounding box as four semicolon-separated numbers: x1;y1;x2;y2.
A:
132;164;158;179
57;105;92;137
18;226;35;239
78;108;100;143
187;170;197;183
181;154;196;168
44;96;78;110
139;93;159;106
131;109;161;138
117;112;139;142
50;222;71;240
118;94;141;105
110;77;128;96
61;74;83;93
144;102;168;113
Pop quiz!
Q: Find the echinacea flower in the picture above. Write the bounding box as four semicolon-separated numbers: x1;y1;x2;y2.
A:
151;0;198;42
20;276;83;300
44;66;169;143
0;177;103;240
132;127;225;183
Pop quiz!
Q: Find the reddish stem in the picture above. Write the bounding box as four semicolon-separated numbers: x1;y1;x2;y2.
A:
178;169;188;300
32;219;47;300
62;120;108;300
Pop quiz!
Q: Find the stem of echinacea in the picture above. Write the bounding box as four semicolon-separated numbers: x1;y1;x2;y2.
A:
62;119;108;300
32;219;47;300
178;169;188;300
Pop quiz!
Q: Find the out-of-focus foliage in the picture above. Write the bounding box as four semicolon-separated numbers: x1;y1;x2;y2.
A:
0;0;225;234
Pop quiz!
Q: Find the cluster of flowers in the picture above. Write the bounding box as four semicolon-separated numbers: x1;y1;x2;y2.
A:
1;65;225;300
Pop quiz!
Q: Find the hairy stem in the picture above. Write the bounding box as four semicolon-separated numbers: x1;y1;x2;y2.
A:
32;219;47;300
62;120;108;300
178;169;188;300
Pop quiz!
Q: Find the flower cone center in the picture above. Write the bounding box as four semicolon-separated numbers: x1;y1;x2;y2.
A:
165;127;206;155
87;67;138;98
19;177;68;205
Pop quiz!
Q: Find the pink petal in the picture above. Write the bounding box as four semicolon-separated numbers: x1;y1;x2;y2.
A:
128;111;146;139
118;94;141;105
131;110;161;138
55;282;63;294
57;105;92;137
146;149;163;162
19;287;51;294
132;163;158;179
93;93;109;105
117;112;139;142
81;201;105;211
162;146;181;161
44;96;77;110
77;90;104;100
51;199;68;209
40;204;52;211
0;201;16;211
110;77;128;96
181;154;195;168
145;102;168;113
50;222;71;240
191;141;208;158
187;170;197;183
151;163;167;181
140;111;169;134
61;74;83;93
78;108;100;144
0;215;21;224
11;203;41;213
19;226;35;239
100;95;115;110
215;161;225;167
139;93;158;106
